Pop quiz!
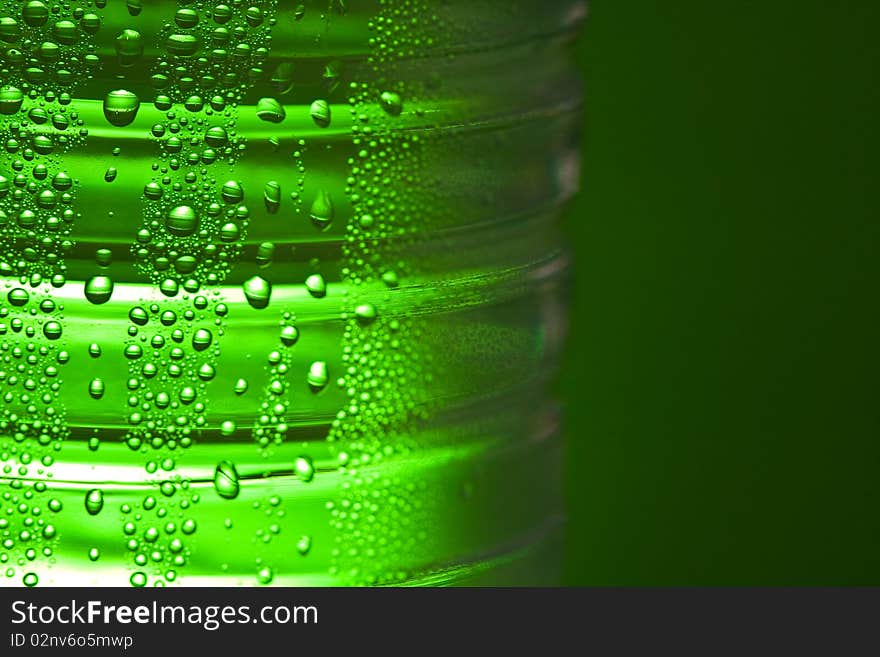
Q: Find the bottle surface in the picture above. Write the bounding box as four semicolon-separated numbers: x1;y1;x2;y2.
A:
0;0;583;586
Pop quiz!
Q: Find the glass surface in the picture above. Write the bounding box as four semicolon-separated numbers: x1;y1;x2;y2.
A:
0;0;583;586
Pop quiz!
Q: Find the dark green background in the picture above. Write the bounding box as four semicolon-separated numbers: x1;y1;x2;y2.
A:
562;1;879;584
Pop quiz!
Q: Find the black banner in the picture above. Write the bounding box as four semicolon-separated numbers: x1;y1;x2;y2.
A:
0;587;877;653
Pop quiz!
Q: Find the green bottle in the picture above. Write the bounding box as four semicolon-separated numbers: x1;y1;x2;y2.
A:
0;0;583;587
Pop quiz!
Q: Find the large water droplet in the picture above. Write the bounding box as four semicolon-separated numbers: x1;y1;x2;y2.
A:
88;378;105;399
0;86;23;115
294;455;315;482
43;321;62;340
214;461;240;499
103;89;140;127
129;306;148;325
257;566;273;585
379;91;403;116
307;361;328;392
256;97;286;123
192;328;213;351
271;62;295;95
280;325;299;346
85;489;104;515
221;180;244;204
174;8;199;28
7;288;28;306
166;205;198;236
305;274;327;298
355;303;377;323
205;125;228;147
264;181;281;213
84;275;114;304
115;28;143;66
165;33;200;56
243;275;272;309
309;99;331;127
309;190;333;231
22;1;49;27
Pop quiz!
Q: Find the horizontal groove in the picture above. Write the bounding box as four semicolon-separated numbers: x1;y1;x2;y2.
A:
0;387;563;486
60;192;574;264
58;92;581;143
401;513;565;587
42;247;569;318
81;21;586;67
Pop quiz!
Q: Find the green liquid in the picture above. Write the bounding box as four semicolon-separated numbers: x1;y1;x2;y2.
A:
0;0;582;586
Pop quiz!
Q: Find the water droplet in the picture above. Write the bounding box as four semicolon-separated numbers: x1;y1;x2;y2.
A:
53;19;77;44
294;455;315;482
166;205;198;236
0;86;23;115
88;547;100;561
305;274;327;298
243;275;272;309
264;181;281;213
257;566;273;585
174;8;199;28
322;61;342;92
307;361;328;392
221;180;244;204
115;28;143;66
296;535;311;555
160;278;179;297
129;306;148;325
379;91;403;116
179;387;196;404
256;242;275;268
130;571;147;587
220;420;236;436
22;1;49;27
280;325;299;346
309;190;333;231
219;222;240;242
214;461;240;499
165;33;200;56
234;378;248;395
88;378;105;399
103;89;140;127
23;572;38;587
271;62;295;95
309;99;331;128
192;328;213;351
84;275;114;304
204;125;228;147
256;97;286;123
85;489;104;515
355;303;377;323
43;321;62;340
198;363;216;381
144;182;163;200
7;288;28;306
